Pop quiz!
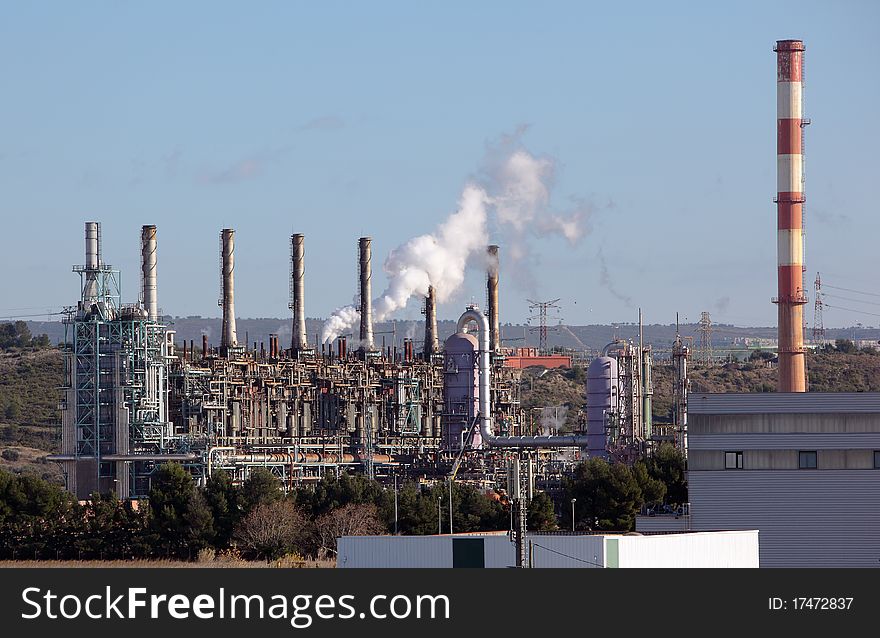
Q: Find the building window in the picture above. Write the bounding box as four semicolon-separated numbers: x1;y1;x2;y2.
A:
874;451;880;469
798;451;818;469
724;451;743;469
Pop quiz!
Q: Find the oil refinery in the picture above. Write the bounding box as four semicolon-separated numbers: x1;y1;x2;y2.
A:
50;221;662;499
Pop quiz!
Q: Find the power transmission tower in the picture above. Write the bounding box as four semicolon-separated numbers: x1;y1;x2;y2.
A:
527;298;561;355
697;311;713;366
812;272;826;347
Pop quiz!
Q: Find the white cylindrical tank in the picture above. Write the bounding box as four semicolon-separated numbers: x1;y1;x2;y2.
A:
586;356;618;458
442;332;481;451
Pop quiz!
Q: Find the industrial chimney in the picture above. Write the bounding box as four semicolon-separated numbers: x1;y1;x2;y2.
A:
487;245;501;352
83;221;100;302
358;237;374;351
774;39;807;392
220;228;238;351
289;233;308;351
424;285;439;358
141;225;158;321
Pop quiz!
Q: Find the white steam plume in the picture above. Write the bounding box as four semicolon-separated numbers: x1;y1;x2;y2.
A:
321;140;590;344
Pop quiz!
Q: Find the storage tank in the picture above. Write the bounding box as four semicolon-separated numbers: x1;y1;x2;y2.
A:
442;332;481;451
586;356;618;458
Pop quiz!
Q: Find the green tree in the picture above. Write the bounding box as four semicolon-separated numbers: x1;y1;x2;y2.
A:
299;473;393;525
645;443;688;505
563;459;644;531
148;463;214;558
394;482;438;535
205;470;241;548
527;491;558;531
0;469;79;559
835;339;857;354
240;468;282;513
4;402;20;421
632;460;666;507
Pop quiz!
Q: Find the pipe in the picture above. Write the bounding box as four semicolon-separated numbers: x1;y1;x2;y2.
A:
220;228;238;351
487;245;500;351
83;221;100;301
358;237;374;351
290;233;308;350
141;224;158;321
424;285;439;358
457;305;590;448
602;340;627;357
774;39;807;392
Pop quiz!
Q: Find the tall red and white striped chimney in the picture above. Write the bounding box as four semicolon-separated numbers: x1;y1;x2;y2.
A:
774;39;807;392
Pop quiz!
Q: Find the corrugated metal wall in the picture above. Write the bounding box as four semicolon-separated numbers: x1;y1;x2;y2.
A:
336;533;757;568
615;531;758;568
690;392;880;414
689;433;880;450
689;471;880;567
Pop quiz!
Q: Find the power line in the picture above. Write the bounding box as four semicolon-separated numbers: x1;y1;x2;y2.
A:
0;311;66;320
823;284;880;298
823;304;880;319
823;293;880;307
530;541;605;568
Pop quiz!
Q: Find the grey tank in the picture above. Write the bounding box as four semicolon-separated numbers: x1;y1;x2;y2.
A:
586;356;618;458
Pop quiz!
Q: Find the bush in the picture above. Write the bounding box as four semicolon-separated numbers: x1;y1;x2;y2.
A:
1;449;20;462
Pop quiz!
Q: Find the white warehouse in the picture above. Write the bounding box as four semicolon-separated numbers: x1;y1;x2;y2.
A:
337;530;759;568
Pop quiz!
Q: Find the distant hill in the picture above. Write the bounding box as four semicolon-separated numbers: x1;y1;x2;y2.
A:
2;341;880;481
26;318;880;354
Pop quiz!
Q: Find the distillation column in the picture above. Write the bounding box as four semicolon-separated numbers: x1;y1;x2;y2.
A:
290;233;308;351
141;225;158;321
220;228;238;351
83;221;100;303
487;245;501;352
358;237;374;352
424;285;439;358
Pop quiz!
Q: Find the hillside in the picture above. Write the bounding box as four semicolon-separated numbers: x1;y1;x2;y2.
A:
0;347;64;482
3;343;880;481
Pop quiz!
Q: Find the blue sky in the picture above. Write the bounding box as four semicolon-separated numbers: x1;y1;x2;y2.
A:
1;1;878;328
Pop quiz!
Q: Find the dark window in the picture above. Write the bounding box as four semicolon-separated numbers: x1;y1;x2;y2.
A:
724;451;743;469
798;451;818;469
874;451;880;469
452;538;485;568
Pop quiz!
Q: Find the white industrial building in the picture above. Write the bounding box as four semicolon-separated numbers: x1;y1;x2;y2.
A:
337;530;758;568
652;392;880;567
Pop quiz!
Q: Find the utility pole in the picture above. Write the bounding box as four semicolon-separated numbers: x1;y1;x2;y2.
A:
812;273;826;346
697;311;713;366
527;298;562;355
448;478;453;535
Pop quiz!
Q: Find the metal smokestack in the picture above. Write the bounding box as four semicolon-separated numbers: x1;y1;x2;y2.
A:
220;228;238;351
774;39;807;392
289;234;308;351
83;221;100;302
358;237;374;351
424;285;439;358
487;245;501;352
141;225;158;321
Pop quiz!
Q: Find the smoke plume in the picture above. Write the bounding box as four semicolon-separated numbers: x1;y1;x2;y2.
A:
598;249;634;308
321;138;590;344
